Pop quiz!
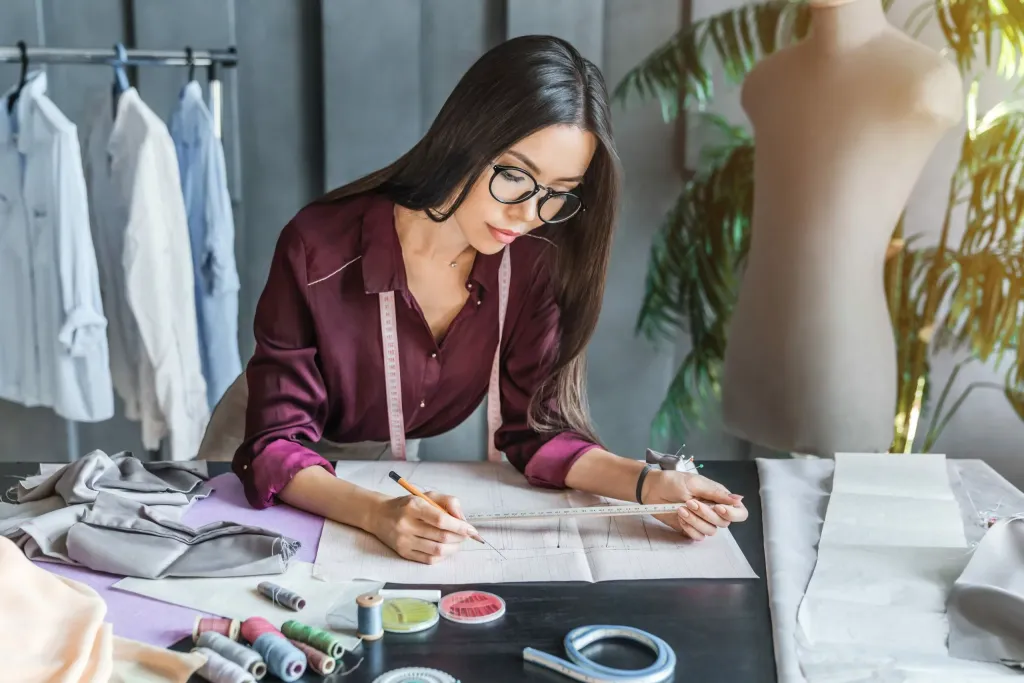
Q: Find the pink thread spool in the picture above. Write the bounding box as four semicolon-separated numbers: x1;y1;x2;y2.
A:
288;639;336;675
241;616;284;644
193;616;241;643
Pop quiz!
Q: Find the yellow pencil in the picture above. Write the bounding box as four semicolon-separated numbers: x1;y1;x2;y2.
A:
387;470;486;545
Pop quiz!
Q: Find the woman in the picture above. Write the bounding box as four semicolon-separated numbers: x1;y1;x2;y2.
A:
220;35;748;564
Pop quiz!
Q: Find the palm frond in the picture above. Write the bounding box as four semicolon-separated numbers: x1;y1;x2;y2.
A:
612;1;811;118
1006;364;1024;421
928;249;1024;378
934;0;1024;78
958;99;1024;253
637;136;754;443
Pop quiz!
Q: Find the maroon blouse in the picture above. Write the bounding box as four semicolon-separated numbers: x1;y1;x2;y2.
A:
232;193;601;508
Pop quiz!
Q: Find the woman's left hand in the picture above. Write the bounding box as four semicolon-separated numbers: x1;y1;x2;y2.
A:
642;469;748;541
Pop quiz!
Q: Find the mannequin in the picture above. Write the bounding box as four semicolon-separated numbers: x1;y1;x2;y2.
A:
721;0;963;455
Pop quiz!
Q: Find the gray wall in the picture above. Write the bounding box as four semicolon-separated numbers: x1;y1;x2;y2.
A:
0;0;683;465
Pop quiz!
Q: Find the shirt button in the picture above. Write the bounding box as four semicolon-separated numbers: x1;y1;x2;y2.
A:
476;300;481;306
466;283;473;290
420;399;426;408
430;352;437;358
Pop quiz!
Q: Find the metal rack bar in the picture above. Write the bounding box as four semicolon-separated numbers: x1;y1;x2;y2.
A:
0;45;237;68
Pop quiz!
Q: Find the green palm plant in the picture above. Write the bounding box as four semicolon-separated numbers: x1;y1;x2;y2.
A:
616;0;1024;452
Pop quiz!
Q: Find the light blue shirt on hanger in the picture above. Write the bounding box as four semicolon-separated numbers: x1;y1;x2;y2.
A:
0;70;114;422
169;80;242;410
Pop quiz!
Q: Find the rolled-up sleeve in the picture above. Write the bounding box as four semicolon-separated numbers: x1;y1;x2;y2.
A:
232;223;335;508
495;263;601;489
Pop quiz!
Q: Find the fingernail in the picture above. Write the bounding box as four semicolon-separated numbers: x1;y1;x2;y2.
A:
679;509;690;518
686;500;699;511
729;494;744;501
716;505;728;515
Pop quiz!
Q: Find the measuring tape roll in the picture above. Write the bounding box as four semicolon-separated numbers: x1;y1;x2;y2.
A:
523;625;675;683
372;667;459;683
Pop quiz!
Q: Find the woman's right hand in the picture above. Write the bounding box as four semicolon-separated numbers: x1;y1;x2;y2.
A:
370;491;479;564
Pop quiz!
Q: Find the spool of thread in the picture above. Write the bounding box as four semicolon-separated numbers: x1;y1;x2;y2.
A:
356;593;384;641
287;639;336;675
190;646;256;683
196;631;267;680
250;633;306;683
257;581;306;611
240;616;283;644
194;616;241;643
281;619;345;659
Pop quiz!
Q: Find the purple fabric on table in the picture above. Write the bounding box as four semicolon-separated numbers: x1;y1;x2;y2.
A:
34;473;325;646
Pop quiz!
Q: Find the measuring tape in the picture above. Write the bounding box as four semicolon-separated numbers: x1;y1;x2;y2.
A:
523;625;675;683
464;503;683;522
379;247;510;462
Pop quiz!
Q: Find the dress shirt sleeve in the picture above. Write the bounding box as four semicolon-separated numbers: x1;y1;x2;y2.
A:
495;263;602;489
53;123;114;422
200;129;241;297
232;223;336;508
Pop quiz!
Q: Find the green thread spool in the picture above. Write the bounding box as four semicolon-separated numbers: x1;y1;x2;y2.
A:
280;619;345;659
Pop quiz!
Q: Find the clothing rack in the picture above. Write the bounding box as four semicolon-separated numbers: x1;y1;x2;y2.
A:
1;43;239;462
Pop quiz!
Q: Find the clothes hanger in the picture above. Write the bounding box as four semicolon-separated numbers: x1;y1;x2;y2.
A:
185;46;195;83
111;42;129;117
6;41;29;114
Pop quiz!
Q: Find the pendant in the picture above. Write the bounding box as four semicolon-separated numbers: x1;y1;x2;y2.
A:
449;262;457;268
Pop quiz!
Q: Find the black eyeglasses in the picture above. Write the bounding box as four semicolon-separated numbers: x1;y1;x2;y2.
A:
489;164;585;224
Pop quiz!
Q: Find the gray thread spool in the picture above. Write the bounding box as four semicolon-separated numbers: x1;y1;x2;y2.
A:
257;581;306;611
197;630;267;680
191;646;256;683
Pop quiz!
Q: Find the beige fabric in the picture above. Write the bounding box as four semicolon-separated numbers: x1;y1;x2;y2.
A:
0;535;204;683
196;372;419;461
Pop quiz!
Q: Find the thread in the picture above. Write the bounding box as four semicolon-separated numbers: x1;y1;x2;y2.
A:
240;616;282;644
250;633;306;682
196;631;267;680
191;646;256;683
357;593;384;641
281;619;345;659
257;581;306;611
287;638;336;675
194;616;241;643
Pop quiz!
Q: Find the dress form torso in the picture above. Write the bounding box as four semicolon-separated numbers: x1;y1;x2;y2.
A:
721;0;963;455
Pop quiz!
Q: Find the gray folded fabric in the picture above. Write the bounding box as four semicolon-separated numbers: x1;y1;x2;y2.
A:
18;449;208;505
948;515;1024;667
63;492;298;579
1;450;298;579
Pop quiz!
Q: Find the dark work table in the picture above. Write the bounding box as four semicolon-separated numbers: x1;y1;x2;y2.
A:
0;460;777;682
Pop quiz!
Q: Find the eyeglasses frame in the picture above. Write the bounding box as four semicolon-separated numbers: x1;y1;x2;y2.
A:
488;164;585;224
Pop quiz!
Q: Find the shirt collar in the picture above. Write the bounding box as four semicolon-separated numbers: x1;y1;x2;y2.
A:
1;70;49;151
359;193;502;295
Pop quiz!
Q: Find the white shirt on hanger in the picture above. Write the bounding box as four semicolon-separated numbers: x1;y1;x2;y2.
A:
82;86;209;461
0;70;114;422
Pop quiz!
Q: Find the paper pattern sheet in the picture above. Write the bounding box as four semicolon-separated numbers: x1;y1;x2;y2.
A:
113;562;381;652
794;453;1017;682
314;462;757;584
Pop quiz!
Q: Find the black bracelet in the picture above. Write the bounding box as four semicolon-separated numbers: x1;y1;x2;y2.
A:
636;464;653;504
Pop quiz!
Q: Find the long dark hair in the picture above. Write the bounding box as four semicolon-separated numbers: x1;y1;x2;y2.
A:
321;34;621;444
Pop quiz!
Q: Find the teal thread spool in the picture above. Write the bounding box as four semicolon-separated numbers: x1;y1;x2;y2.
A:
357;593;384;641
250;632;306;682
281;619;345;658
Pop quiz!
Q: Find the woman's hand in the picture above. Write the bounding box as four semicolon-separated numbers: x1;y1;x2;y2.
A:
642;470;748;541
370;491;479;564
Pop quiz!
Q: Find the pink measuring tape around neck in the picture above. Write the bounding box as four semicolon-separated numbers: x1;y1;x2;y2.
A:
379;246;511;462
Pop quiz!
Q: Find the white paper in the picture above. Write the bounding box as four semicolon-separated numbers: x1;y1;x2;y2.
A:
113;562;382;651
313;461;757;584
788;453;1023;682
757;457;1024;683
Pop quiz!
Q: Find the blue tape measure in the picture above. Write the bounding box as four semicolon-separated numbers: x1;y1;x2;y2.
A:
522;625;675;683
